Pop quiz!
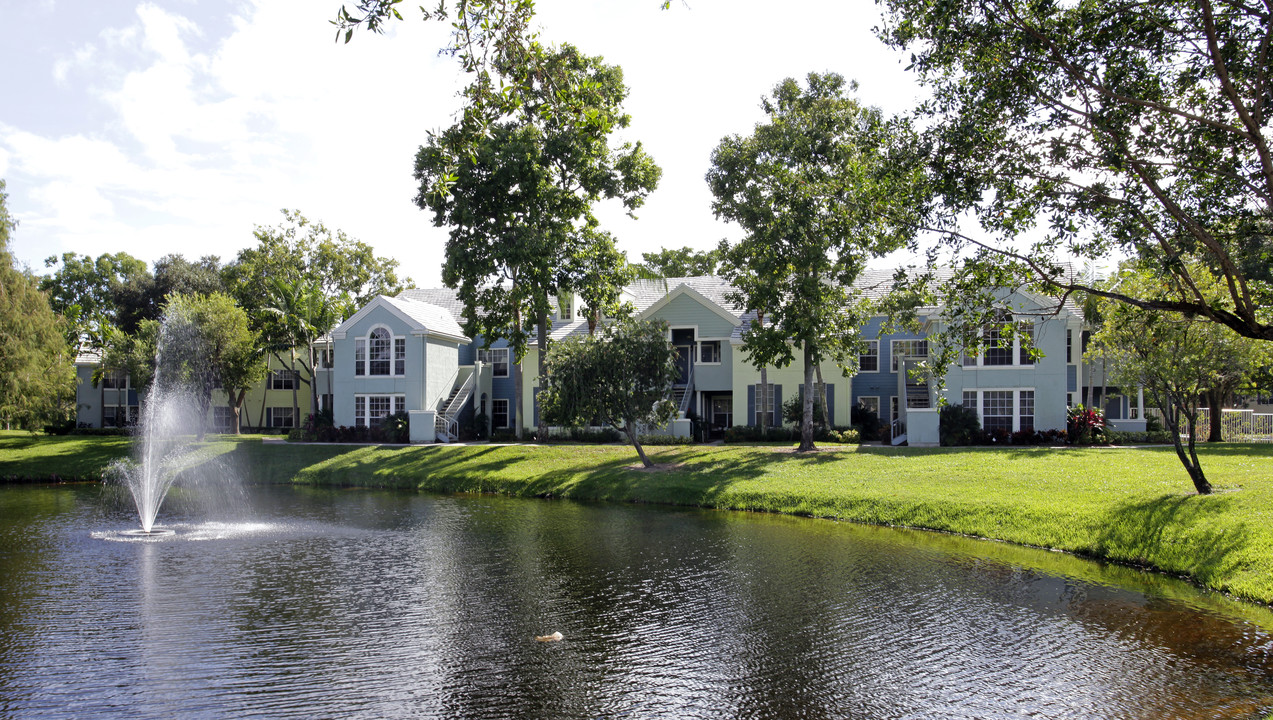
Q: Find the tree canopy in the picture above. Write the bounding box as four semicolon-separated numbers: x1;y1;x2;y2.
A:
1088;266;1272;494
639;246;725;278
40;251;148;351
876;0;1273;343
538;317;678;467
707;73;926;450
415;43;660;437
0;180;74;430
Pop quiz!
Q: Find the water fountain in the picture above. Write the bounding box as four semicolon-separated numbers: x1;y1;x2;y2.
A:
108;311;212;535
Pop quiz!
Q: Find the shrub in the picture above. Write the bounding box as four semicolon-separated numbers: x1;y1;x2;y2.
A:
782;395;827;426
1067;404;1107;444
543;426;622;443
286;429;306;442
822;427;860;443
489;429;517;442
850;404;882;441
637;434;691;446
1145;413;1164;432
939;404;982;446
70;427;132;436
468;412;490;441
1107;430;1174;445
373;411;411;444
725;424;798;443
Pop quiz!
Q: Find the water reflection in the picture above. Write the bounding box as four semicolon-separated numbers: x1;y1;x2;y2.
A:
0;484;1270;719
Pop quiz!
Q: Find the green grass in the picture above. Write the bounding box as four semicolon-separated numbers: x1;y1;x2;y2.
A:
4;432;1273;606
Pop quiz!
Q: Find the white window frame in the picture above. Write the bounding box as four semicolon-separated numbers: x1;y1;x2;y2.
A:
269;369;296;391
354;393;406;427
558;300;573;322
963;388;1037;433
754;382;775;427
963;318;1038;369
491;398;510;428
212;406;235;431
698;340;722;365
891;339;929;373
857;395;880;417
356;325;405;378
478;347;510;378
859;340;880;373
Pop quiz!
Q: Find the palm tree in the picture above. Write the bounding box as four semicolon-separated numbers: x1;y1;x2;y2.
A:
263;276;343;429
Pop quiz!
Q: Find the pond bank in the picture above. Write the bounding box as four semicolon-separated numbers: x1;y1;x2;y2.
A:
3;432;1272;605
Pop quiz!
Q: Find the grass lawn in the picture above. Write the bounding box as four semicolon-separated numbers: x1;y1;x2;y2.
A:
4;431;1272;605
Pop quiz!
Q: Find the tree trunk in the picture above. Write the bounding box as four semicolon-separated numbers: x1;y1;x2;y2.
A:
798;342;817;452
814;364;828;430
233;389;246;434
1162;393;1212;494
289;349;300;431
537;306;549;440
1206;388;1224;442
625;420;654;468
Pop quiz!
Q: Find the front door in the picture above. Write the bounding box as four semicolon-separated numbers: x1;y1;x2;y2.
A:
675;345;692;384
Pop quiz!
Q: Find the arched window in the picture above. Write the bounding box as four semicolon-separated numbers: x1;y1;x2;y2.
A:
354;326;405;377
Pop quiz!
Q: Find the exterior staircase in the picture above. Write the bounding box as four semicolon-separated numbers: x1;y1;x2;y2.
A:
434;372;474;442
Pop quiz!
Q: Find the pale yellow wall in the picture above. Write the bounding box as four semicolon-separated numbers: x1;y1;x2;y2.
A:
730;344;853;427
210;350;313;430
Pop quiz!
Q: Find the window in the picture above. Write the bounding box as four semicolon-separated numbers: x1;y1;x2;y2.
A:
755;383;775;426
101;370;128;390
492;398;510;428
320;348;334;369
982;391;1014;433
394;338;406;376
103;406;136;428
699;341;721;364
355;394;405;427
890;396;900;423
965;389;1036;432
213;407;234;432
1020;391;1035;433
858;396;880;417
368;328;391;375
558;300;573;321
860;340;879;373
891;339;928;372
1066;329;1073;364
965;317;1036;367
269;407;295;428
479;347;510;378
984;326;1013;366
355;339;366;376
270;370;296;390
320;394;333;412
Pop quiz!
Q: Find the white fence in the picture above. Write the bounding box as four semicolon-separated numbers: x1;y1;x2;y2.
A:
1142;408;1273;443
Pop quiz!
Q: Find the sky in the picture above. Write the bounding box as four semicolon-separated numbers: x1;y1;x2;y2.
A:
1;0;925;288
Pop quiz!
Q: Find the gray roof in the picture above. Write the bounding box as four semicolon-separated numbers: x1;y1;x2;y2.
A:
381;295;467;340
396;287;467;320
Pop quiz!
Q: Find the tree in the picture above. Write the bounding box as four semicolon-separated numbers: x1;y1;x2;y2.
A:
40;251;149;351
261;275;340;426
707;73;926;451
639;246;725;278
153;293;260;441
0;180;74;430
415;44;660;439
1088;267;1271;494
538;317;678;467
876;0;1273;344
223;210;409;323
114;254;224;335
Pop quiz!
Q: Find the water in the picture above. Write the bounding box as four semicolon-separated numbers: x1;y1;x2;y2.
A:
1;483;1271;719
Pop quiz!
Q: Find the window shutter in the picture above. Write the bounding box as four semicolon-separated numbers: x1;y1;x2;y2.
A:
826;384;835;425
747;385;756;426
774;385;782;421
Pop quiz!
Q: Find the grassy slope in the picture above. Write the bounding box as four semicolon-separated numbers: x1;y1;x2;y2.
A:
4;431;1272;604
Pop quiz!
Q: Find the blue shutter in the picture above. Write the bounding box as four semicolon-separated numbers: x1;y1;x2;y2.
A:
826;383;835;426
747;385;756;427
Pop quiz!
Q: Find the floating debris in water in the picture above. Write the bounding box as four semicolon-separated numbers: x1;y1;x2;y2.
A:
535;631;564;642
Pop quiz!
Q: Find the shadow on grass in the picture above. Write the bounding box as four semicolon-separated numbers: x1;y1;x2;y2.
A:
1093;492;1251;586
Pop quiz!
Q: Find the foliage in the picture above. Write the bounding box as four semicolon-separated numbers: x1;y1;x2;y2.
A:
541;426;621;443
1066;405;1108;446
782;394;825;427
0;180;75;430
1107;430;1175;445
723;424;859;444
638;246;725;278
40;251;148;350
708;73;926;451
850;403;882;441
876;0;1273;343
939;404;982;447
636;433;691;446
416;44;660;436
468;411;490;441
223;209;409;326
155;293;260;441
1089;266;1273;493
112;254;224;335
538;317;678;467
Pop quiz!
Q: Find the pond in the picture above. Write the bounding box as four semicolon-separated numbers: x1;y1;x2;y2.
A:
1;482;1271;719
